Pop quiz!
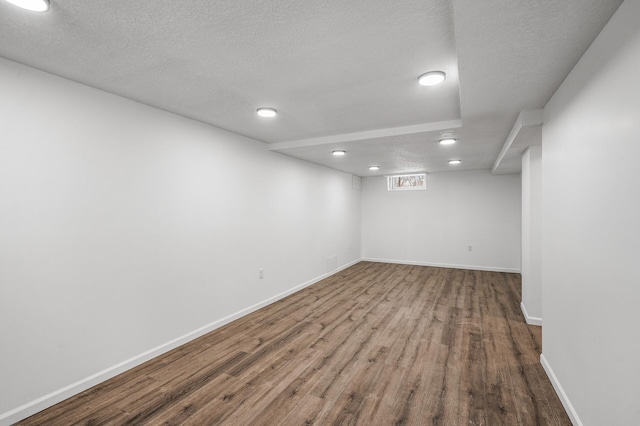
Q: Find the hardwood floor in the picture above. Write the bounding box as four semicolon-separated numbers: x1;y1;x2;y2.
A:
18;262;570;425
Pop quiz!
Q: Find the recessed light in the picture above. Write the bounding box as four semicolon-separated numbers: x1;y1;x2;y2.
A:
418;71;446;86
369;166;380;171
332;150;347;156
439;131;456;145
448;160;462;165
3;0;49;11
256;107;277;118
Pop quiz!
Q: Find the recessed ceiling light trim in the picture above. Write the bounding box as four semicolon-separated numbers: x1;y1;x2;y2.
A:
368;166;380;171
332;150;347;156
418;71;446;86
439;131;456;145
448;159;462;165
256;107;277;118
4;0;49;11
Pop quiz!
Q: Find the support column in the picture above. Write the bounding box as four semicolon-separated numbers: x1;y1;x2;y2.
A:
521;146;542;325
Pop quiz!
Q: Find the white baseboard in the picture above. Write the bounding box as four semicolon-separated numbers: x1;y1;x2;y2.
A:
362;257;521;274
520;301;543;326
540;354;582;426
0;258;362;426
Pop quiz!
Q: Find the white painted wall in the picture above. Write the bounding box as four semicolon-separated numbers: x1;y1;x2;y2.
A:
0;58;361;422
521;146;542;324
361;171;521;272
541;0;640;424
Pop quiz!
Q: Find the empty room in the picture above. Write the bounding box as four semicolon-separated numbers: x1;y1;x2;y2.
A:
1;0;638;425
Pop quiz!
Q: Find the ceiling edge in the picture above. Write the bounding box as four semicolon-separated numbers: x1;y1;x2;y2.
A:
269;119;462;151
491;109;543;174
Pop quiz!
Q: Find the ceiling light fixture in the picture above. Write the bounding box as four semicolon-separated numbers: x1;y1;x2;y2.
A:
332;150;347;157
256;107;277;118
369;166;380;171
439;131;456;145
3;0;49;11
418;71;446;86
448;160;462;165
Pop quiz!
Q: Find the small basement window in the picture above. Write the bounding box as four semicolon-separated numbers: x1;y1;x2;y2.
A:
387;174;426;191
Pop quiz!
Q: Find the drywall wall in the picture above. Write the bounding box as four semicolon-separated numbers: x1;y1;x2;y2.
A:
0;58;361;423
521;146;542;324
361;171;521;272
541;0;640;424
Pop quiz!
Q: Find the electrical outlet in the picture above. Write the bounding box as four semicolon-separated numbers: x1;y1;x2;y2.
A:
258;268;264;279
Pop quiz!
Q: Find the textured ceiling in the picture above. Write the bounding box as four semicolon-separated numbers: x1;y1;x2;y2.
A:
0;0;622;176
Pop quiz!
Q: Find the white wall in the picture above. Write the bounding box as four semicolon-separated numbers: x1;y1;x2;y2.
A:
521;146;542;324
541;0;640;424
0;58;361;423
361;171;521;272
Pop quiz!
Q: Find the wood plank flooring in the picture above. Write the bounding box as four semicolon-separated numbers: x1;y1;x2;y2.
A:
18;262;571;425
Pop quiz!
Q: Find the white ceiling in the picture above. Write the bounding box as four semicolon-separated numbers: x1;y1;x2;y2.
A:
0;0;622;176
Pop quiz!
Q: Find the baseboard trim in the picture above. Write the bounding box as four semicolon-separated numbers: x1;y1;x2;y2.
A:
520;301;543;326
0;258;362;426
540;354;582;426
362;257;520;274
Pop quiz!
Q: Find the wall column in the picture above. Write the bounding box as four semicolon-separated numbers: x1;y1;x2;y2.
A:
521;146;542;325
